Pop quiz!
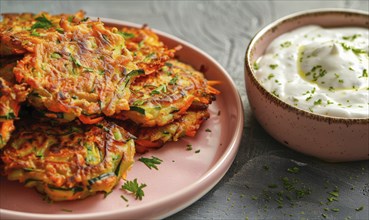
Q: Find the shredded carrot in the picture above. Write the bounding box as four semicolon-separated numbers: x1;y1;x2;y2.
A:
178;96;195;114
185;130;197;137
207;80;221;86
47;102;70;113
1;121;14;139
10;102;20;116
135;139;161;148
207;85;221;95
78;115;103;124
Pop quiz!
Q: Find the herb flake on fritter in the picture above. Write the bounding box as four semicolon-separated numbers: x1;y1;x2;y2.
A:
1;120;135;201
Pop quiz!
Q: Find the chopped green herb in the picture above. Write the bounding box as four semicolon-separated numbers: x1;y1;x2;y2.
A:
314;99;322;106
269;64;278;70
81;17;89;22
253;62;260;70
331;208;340;212
121;179;146;200
195;149;201;153
267;73;275;80
355;206;364;211
329;191;339;197
205;128;211;132
61;208;73;212
138;156;163;170
287;167;300;174
31;14;53;30
342;34;361;41
118;31;135;39
169;76;178;85
272;90;279;98
120;195;128;202
280;41;292;48
186;144;193;151
362;69;368;77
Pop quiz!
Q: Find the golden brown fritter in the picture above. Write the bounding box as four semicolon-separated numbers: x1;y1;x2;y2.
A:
14;18;139;124
0;61;28;149
0;11;85;56
113;59;217;127
117;26;176;75
1;120;135;201
121;110;210;153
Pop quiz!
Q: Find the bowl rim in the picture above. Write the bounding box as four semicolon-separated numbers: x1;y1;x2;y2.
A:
245;8;369;124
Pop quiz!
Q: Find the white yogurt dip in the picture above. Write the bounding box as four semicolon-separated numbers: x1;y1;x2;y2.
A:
254;25;369;118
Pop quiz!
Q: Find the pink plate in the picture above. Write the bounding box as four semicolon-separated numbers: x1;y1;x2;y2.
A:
0;18;244;219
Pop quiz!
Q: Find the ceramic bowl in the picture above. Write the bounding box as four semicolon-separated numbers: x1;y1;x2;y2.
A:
245;9;369;162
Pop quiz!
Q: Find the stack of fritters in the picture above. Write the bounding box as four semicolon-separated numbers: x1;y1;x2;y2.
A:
0;11;219;201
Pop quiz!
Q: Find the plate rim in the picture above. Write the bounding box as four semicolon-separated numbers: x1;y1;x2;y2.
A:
0;18;244;219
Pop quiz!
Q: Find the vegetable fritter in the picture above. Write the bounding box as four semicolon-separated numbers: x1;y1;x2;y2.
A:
121;110;210;153
114;59;218;127
1;120;135;201
14;18;139;123
0;11;85;56
0;61;28;149
117;26;176;75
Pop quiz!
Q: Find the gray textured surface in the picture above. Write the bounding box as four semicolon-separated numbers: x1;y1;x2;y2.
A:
1;1;368;219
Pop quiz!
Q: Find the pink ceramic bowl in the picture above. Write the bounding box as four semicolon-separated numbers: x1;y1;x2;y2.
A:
245;9;369;162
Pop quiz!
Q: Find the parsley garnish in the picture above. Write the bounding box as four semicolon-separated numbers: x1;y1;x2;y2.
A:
362;69;368;78
280;41;292;48
121;179;146;200
31;14;53;30
186;144;193;151
169;76;178;85
120;195;128;202
355;206;364;211
138;156;163;170
253;62;259;70
118;31;135;39
81;17;89;22
287;167;300;174
342;34;361;41
269;64;278;70
267;73;275;80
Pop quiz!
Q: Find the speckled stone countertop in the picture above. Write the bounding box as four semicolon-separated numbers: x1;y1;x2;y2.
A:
1;1;368;219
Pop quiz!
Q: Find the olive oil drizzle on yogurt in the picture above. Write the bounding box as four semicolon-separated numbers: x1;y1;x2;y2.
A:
255;25;369;118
